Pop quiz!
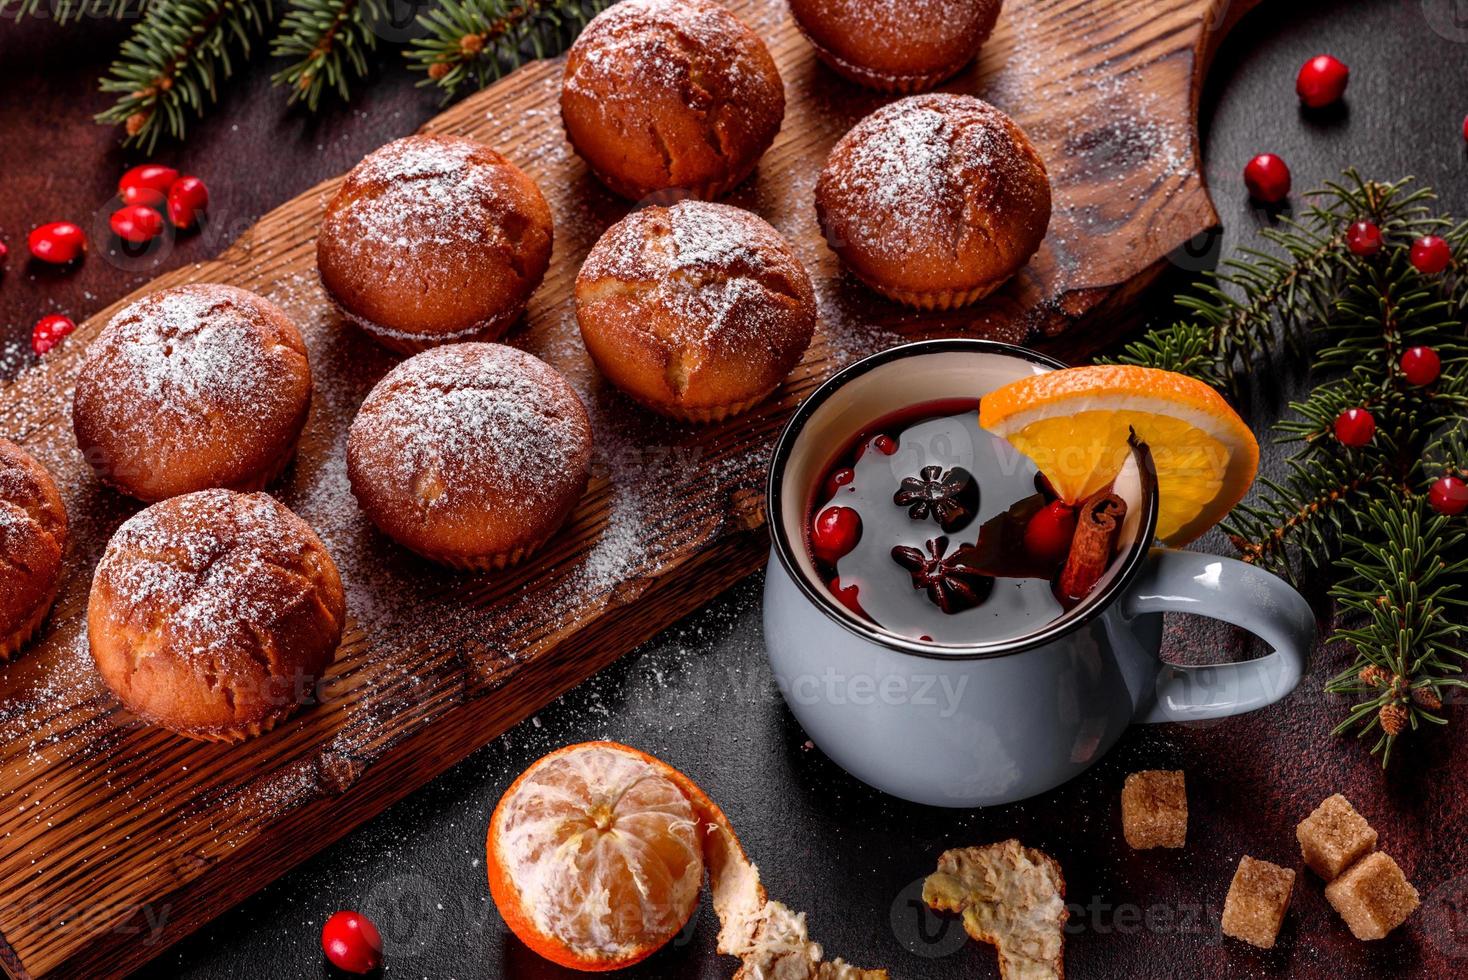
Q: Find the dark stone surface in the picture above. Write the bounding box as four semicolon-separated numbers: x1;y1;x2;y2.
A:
2;0;1467;977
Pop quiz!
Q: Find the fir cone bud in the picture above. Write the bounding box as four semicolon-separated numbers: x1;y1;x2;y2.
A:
125;112;149;137
298;72;313;91
1379;702;1409;736
1412;687;1443;711
1359;665;1391;688
429;62;451;80
460;33;485;56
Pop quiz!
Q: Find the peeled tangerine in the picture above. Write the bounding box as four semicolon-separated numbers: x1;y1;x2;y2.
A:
487;741;887;977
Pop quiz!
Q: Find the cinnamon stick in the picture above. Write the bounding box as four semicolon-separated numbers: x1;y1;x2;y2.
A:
1058;490;1128;603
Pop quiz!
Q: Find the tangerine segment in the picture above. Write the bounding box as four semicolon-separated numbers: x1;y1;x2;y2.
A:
487;741;704;972
979;365;1259;545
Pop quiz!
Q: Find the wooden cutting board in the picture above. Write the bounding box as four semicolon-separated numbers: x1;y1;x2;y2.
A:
0;0;1258;975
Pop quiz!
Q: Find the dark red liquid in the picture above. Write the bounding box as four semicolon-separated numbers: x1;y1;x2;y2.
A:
806;400;1075;645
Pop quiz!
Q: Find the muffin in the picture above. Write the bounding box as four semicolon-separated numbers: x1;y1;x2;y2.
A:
790;0;1002;92
88;489;345;741
815;94;1051;308
575;201;816;421
72;283;313;502
560;0;786;201
0;441;68;659
347;343;592;570
317;135;554;353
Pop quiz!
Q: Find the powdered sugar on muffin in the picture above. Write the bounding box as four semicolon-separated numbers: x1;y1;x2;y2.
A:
72;283;312;501
347;343;593;569
576;201;816;420
816;94;1051;307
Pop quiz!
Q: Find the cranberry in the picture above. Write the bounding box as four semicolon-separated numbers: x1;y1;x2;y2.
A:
1345;221;1382;257
1400;346;1441;386
31;314;76;356
1024;500;1078;567
1410;235;1452;275
828;577;866;616
1295;54;1349;108
321;910;383;974
120;184;165;208
110;205;165;244
811;505;861;563
0;239;8;263
1334;408;1375;447
118;163;179;201
823;466;855;500
167;175;209;229
27;222;86;264
873;434;898;455
1429;476;1468;516
1243;154;1291;204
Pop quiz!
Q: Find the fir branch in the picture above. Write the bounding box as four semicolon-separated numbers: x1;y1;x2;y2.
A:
0;0;149;22
1108;171;1444;387
270;0;386;110
1324;498;1468;765
405;0;609;100
94;0;274;152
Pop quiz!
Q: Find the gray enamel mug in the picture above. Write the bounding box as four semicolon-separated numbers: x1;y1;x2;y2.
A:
762;340;1314;808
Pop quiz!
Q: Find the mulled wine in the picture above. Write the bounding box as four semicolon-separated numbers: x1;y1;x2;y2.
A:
806;399;1125;645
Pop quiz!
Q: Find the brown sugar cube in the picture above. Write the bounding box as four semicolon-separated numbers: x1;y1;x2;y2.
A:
1296;794;1378;880
1324;851;1420;940
1121;770;1186;849
1221;856;1296;949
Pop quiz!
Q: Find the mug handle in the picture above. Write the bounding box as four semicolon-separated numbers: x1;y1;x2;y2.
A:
1122;548;1315;723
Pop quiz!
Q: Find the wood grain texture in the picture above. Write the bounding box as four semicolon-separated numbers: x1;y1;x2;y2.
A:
0;0;1257;975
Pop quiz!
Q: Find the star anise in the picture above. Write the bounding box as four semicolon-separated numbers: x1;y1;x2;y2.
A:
891;536;993;614
893;465;978;532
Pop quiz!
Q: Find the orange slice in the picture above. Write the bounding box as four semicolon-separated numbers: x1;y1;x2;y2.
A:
487;741;888;977
979;365;1258;545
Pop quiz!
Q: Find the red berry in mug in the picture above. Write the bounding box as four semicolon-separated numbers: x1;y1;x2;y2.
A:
118;163;179;201
110;205;165;244
823;466;855;500
811;505;861;563
1410;235;1451;275
321;910;383;974
167;175;209;228
1243;154;1290;204
1334;408;1375;447
27;222;86;264
1295;54;1348;108
1399;346;1441;386
1429;476;1468;516
1023;500;1078;567
1345;221;1382;257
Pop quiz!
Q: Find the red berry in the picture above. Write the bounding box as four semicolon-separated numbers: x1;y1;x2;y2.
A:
118;163;179;201
110;206;165;244
828;577;866;617
27;222;86;264
1400;346;1441;386
873;434;897;455
321;910;383;975
823;466;855;500
1462;113;1468;143
1429;476;1468;516
1295;54;1349;108
1410;235;1452;275
1345;221;1382;257
31;314;75;356
811;505;861;563
1244;154;1291;204
1334;408;1375;447
120;184;166;209
166;175;209;229
1024;500;1078;567
0;239;8;262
